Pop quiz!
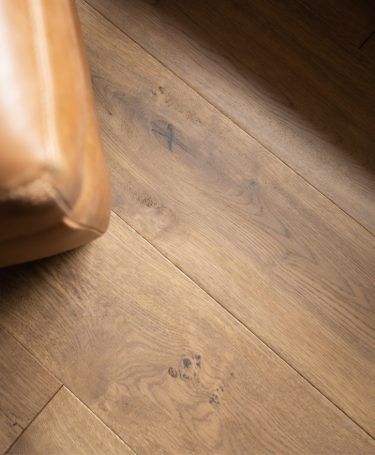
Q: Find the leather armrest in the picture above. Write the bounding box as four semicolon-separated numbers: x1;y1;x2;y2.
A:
0;0;111;267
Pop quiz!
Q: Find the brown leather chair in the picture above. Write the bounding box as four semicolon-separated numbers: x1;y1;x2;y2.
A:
0;0;111;268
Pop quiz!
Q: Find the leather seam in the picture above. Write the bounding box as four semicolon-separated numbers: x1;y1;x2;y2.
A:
53;185;106;235
0;173;104;236
0;213;104;249
62;217;105;236
0;171;65;207
0;208;106;247
42;180;105;235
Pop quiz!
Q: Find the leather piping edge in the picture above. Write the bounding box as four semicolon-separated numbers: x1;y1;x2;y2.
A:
0;210;105;249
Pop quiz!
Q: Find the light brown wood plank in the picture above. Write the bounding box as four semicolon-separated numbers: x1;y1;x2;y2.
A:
0;328;60;453
87;0;375;232
0;215;374;453
77;0;375;434
8;387;132;455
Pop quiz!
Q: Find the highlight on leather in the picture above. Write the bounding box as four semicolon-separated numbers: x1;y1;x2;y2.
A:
0;0;111;267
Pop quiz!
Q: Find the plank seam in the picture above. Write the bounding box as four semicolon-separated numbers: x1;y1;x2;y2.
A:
83;0;374;237
359;29;375;49
296;0;375;58
4;384;64;454
62;386;138;455
0;326;62;385
110;210;375;442
0;327;138;454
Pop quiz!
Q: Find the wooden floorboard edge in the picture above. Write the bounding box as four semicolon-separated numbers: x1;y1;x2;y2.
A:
295;0;375;56
61;386;138;455
1;1;373;440
3;385;64;455
0;326;62;386
0;208;372;450
109;210;375;441
0;324;137;455
83;0;374;238
359;29;375;49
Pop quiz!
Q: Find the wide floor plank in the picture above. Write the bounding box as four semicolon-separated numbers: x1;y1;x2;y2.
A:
0;215;373;453
87;0;375;232
8;387;132;455
361;31;375;61
77;0;375;435
0;328;60;453
297;0;375;50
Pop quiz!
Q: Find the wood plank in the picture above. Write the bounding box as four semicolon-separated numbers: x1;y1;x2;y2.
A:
0;328;60;453
8;387;132;454
361;31;375;62
77;0;375;434
297;0;375;50
87;0;375;232
0;215;374;453
253;0;375;87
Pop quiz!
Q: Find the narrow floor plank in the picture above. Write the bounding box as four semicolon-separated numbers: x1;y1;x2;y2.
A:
8;387;132;455
0;215;374;453
0;328;60;453
78;0;375;435
87;0;375;232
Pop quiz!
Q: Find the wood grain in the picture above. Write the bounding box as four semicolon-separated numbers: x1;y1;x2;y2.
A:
77;0;375;435
297;0;375;50
87;0;375;232
0;215;374;453
0;328;60;453
361;30;375;62
8;387;132;455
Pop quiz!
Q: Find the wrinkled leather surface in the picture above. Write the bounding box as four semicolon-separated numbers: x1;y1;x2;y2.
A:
0;0;111;267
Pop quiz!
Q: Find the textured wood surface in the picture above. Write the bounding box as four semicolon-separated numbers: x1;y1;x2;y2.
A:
87;0;375;232
76;0;375;436
0;0;373;452
0;215;374;453
361;31;375;61
8;387;132;455
0;328;60;453
297;0;375;50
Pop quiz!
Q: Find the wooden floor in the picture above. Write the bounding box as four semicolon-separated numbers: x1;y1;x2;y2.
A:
0;0;374;453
